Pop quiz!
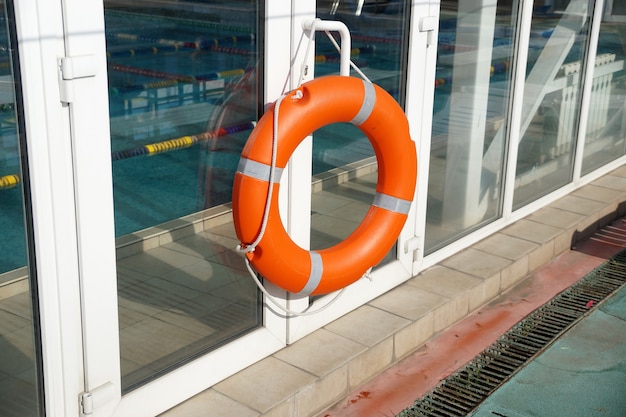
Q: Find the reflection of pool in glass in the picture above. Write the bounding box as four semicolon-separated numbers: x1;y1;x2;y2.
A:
0;183;26;273
3;10;624;275
106;9;407;237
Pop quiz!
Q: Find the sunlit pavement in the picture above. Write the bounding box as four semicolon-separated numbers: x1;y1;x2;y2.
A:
471;282;626;417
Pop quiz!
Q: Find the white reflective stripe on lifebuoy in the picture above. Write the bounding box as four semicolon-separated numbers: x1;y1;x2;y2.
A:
300;251;323;295
373;192;412;214
237;157;284;183
350;80;376;126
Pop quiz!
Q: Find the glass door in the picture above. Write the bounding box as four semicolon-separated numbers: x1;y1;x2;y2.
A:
103;0;264;393
59;0;287;416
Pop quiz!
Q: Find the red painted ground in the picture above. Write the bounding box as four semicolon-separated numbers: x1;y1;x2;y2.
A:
319;228;625;417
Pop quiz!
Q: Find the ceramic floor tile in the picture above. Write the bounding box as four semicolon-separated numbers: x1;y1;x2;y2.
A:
326;182;376;204
153;309;217;337
592;174;626;192
214;357;316;413
311;229;340;250
162;231;241;260
408;265;482;299
119;317;206;366
550;194;607;216
117;265;155;289
0;328;35;375
0;293;32;320
117;246;203;276
369;284;448;321
162;292;229;318
208;277;258;304
208;222;240;240
273;328;365;377
206;249;248;271
528;206;586;230
121;276;201;308
118;295;168;318
0;373;38;417
442;248;512;280
311;190;351;214
156;259;242;293
325;305;410;347
0;309;30;335
118;304;151;329
311;212;361;242
500;218;563;244
159;389;259;417
474;233;538;260
573;184;623;203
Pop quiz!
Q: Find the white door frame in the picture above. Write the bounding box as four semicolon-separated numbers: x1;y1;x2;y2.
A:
11;0;85;416
69;0;292;415
285;0;437;343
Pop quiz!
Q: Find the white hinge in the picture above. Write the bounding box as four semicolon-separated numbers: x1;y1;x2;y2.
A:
419;16;438;47
404;236;421;255
79;382;115;416
58;55;98;104
80;391;93;415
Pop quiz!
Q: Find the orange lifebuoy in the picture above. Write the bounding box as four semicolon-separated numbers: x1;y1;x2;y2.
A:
232;75;417;295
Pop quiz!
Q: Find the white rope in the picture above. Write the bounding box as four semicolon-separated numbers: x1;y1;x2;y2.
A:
238;86;347;317
245;258;346;317
235;93;285;254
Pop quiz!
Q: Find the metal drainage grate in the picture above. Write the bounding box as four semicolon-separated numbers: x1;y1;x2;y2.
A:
400;249;626;417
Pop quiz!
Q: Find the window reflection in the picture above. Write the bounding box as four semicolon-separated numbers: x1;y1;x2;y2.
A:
513;0;592;208
582;12;626;173
311;1;409;266
425;0;518;253
105;1;262;391
107;2;260;235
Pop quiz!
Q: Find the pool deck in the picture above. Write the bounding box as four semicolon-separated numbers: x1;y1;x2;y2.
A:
159;164;626;417
470;278;626;417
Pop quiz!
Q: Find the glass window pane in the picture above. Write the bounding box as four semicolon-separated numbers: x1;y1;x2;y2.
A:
312;1;410;267
0;1;44;415
581;16;626;173
425;0;518;253
513;0;592;209
104;1;262;392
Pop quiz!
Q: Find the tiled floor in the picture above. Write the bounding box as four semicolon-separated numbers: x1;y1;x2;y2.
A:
115;169;380;390
0;282;40;417
116;225;261;390
159;165;626;417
